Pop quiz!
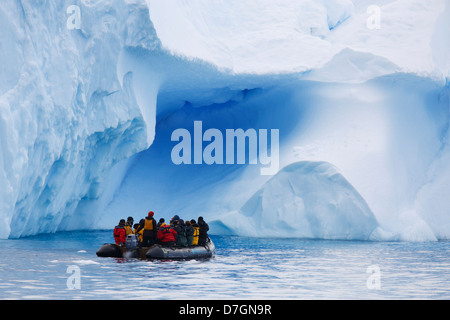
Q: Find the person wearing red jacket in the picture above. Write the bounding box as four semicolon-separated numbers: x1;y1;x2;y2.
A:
157;223;177;246
113;219;127;245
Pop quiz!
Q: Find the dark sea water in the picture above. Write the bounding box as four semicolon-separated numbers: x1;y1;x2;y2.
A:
0;231;449;300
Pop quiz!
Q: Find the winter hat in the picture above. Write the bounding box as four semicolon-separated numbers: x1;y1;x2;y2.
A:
148;211;154;217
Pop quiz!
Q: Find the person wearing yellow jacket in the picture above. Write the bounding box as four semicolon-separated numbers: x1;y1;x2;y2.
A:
124;217;134;235
134;219;145;244
190;219;200;245
142;211;157;247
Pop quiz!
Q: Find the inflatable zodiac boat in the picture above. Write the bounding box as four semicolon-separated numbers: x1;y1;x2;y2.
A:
96;234;215;260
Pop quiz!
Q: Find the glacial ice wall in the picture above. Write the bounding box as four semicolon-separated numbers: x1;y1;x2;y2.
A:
0;1;156;238
0;0;449;240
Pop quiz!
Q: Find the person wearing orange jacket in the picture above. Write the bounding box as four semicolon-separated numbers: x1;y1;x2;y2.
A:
113;219;126;245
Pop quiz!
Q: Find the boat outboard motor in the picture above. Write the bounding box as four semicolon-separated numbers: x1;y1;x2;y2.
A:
126;234;139;251
123;234;140;258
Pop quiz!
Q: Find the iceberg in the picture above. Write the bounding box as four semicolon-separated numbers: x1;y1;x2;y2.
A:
0;0;449;241
209;161;379;240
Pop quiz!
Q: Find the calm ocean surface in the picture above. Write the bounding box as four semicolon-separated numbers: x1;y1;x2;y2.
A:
0;231;449;300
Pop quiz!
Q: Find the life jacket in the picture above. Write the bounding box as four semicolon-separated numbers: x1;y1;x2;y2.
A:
144;217;155;231
192;226;199;245
124;223;133;235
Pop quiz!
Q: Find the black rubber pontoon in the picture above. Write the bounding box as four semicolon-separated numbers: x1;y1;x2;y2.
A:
96;243;123;258
145;238;215;260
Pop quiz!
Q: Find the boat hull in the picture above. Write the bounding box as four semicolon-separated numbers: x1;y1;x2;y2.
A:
96;239;215;260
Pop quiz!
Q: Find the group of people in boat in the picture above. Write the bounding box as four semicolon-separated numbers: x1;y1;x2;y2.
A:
113;211;210;248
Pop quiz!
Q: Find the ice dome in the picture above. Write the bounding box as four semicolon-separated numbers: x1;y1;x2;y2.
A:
210;161;379;240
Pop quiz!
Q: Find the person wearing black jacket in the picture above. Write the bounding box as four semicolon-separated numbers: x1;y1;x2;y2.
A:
197;216;209;246
185;220;195;246
174;219;188;247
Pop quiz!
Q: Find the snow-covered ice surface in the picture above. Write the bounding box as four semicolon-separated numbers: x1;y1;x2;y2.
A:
0;0;449;241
